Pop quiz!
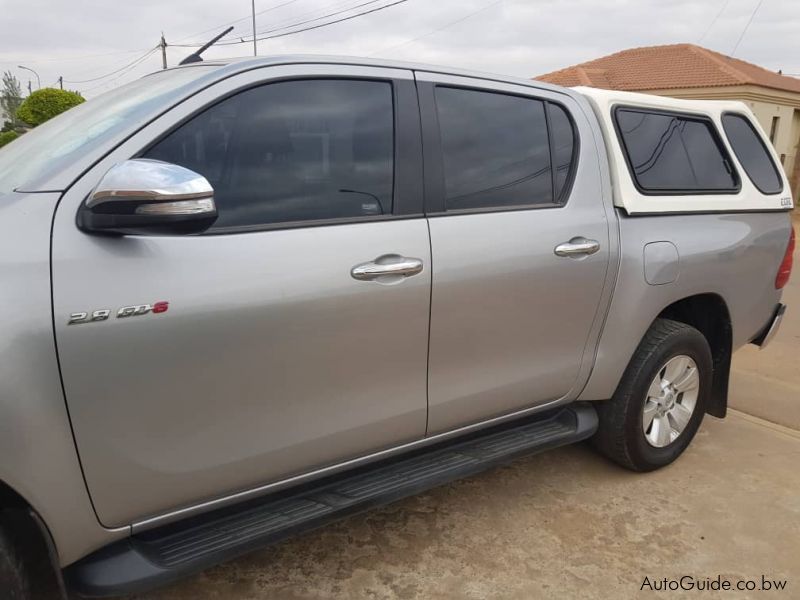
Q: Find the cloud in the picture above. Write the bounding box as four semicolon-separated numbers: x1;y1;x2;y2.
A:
1;0;797;97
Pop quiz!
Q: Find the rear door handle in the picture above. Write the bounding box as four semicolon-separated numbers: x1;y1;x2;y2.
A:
351;255;424;281
554;237;601;258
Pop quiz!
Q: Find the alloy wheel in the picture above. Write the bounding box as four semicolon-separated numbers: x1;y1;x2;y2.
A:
642;355;700;448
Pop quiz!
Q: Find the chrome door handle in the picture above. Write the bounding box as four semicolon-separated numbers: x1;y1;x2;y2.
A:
554;237;601;257
351;255;424;281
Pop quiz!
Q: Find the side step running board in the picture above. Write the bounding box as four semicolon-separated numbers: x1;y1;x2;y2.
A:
66;403;598;597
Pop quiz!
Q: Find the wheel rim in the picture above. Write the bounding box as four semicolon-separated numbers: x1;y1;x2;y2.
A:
643;355;700;448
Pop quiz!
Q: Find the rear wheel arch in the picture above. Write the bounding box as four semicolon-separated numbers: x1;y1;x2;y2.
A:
593;318;712;470
655;293;733;418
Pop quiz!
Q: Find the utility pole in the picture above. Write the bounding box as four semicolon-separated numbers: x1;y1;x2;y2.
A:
27;80;31;95
57;76;63;90
251;0;257;56
160;33;168;69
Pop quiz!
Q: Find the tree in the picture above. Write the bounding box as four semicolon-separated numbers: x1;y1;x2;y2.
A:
16;88;84;127
0;71;23;129
0;130;19;148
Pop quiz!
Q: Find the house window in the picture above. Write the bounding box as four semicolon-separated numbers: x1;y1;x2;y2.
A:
769;116;780;144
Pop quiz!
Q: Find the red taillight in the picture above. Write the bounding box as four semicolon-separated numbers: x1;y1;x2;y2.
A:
776;227;795;289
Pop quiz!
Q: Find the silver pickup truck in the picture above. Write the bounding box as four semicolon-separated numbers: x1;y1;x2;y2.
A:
0;56;794;599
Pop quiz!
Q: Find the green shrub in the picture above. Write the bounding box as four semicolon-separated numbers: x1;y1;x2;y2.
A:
0;130;19;148
16;88;84;127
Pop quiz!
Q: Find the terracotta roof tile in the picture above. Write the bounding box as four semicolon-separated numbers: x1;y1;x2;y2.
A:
536;43;800;94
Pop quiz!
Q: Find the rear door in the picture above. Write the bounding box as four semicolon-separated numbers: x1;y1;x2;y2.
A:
417;73;611;433
51;66;430;527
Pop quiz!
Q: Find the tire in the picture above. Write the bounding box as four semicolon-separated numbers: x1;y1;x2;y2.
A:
592;318;713;471
0;524;30;600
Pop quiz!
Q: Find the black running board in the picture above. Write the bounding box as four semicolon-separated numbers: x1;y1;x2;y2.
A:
66;403;597;598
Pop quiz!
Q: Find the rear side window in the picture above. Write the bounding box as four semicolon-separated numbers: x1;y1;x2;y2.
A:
435;87;576;211
722;113;783;194
614;108;738;194
144;79;394;230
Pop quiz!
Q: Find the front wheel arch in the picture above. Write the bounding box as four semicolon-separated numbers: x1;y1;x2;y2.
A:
0;481;66;599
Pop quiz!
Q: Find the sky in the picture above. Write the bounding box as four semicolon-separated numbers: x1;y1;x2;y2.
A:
0;0;798;98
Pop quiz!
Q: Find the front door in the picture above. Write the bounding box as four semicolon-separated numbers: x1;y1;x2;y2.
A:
52;71;430;527
417;74;611;433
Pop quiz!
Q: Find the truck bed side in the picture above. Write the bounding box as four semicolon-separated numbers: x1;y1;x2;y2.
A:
578;209;790;402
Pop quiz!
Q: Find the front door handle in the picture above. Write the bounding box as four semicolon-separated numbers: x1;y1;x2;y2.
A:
351;255;424;281
554;237;601;258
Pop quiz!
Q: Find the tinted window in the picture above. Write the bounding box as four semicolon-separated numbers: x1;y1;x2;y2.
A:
435;87;552;210
145;79;394;229
548;102;576;201
722;113;783;194
615;108;737;193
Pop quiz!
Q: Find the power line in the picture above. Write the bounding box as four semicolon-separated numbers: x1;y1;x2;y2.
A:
244;0;410;44
244;0;389;42
246;0;387;40
369;0;505;56
44;77;64;89
240;0;384;40
176;0;409;47
174;0;400;47
172;0;303;44
80;54;159;95
63;46;159;84
698;0;730;43
730;0;765;56
173;0;386;47
24;0;410;92
76;48;160;94
83;48;159;90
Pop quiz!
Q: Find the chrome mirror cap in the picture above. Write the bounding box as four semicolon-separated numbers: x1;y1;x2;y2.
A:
87;159;215;208
80;159;218;235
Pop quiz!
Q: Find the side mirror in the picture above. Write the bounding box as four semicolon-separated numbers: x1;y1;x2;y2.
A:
78;159;218;235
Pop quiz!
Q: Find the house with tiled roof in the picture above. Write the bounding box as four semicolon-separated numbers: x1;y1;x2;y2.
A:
537;43;800;193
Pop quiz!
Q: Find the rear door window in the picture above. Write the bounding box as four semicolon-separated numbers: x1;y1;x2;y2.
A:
614;108;738;194
435;87;554;210
722;113;783;194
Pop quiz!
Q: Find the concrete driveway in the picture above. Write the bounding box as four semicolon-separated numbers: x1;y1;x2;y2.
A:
135;226;800;600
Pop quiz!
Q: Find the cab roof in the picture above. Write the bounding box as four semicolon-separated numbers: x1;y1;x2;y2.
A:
160;54;567;95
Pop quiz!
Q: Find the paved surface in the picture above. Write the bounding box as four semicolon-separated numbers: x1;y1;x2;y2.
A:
729;222;800;429
135;224;800;600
